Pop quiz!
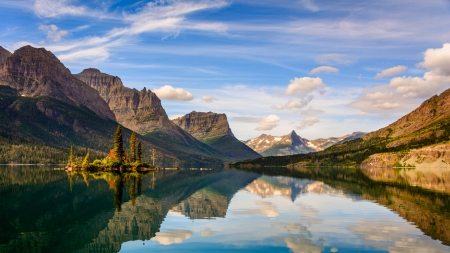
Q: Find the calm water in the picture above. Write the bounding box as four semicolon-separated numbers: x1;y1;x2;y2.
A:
1;166;450;252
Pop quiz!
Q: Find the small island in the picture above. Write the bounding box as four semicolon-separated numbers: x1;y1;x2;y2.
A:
65;125;159;172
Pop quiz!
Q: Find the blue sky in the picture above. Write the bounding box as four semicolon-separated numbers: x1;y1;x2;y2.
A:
2;0;450;140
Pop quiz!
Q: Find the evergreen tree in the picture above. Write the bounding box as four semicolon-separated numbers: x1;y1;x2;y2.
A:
82;150;90;169
69;145;75;167
130;132;137;162
137;142;143;162
113;125;125;163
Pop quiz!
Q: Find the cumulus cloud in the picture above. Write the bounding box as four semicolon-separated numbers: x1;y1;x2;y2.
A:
350;43;450;115
34;0;86;17
201;95;217;103
151;230;193;245
153;85;194;100
296;117;320;130
315;53;353;65
285;99;311;109
285;77;326;96
39;24;68;42
310;66;339;75
375;65;407;78
417;43;450;75
255;115;280;131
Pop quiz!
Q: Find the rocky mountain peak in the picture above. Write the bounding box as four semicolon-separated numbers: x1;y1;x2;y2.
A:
0;45;116;120
75;68;175;135
172;111;235;141
0;46;11;66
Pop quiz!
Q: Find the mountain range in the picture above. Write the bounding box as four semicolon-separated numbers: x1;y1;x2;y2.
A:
235;85;450;168
243;130;365;156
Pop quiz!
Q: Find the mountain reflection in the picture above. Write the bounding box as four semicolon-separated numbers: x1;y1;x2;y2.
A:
1;166;450;252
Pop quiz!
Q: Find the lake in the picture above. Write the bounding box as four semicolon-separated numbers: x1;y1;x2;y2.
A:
1;165;450;252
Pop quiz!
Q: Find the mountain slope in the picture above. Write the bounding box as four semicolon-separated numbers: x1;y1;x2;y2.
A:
0;85;223;166
235;88;450;167
0;46;11;65
74;68;228;162
0;46;115;120
172;111;261;161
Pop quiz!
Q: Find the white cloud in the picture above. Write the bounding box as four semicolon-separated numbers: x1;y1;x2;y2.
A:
296;117;319;130
300;0;320;12
284;238;324;253
201;95;217;103
310;66;339;75
151;230;192;245
256;201;279;218
271;104;285;110
350;43;450;115
301;108;324;115
34;0;86;17
375;65;407;78
153;85;194;101
356;112;368;117
417;43;450;76
233;116;261;123
255;115;280;131
285;77;326;97
57;46;109;61
285;99;311;109
315;54;353;65
200;229;214;236
38;24;68;42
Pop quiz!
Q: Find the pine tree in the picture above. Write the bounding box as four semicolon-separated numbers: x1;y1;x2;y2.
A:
69;145;75;167
113;125;125;163
137;142;142;162
82;150;90;169
130;132;136;162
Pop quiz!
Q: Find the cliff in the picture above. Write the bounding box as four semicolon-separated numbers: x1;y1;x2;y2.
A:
0;46;115;121
172;111;261;161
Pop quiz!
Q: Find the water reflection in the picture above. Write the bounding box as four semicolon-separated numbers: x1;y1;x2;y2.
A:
0;165;450;253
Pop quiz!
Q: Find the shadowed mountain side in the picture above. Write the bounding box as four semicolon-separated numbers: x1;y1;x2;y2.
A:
0;46;115;121
0;46;11;66
237;166;450;246
0;86;223;167
172;111;261;161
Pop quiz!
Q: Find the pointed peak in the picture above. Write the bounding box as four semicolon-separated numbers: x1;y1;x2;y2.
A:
288;130;299;137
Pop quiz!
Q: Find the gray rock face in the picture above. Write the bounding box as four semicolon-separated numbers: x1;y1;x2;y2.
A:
172;111;235;141
0;46;116;121
75;68;172;135
172;111;261;161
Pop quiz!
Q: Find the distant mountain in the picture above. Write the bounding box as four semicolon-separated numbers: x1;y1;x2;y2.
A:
0;46;115;121
172;111;261;161
235;87;450;168
243;130;364;156
243;130;314;156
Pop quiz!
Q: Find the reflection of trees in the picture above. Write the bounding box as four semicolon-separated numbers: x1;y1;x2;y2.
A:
67;171;152;212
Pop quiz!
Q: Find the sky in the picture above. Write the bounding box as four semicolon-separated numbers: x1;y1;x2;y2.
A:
1;0;450;140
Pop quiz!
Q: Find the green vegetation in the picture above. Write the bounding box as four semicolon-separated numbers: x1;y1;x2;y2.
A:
130;131;136;162
66;125;154;171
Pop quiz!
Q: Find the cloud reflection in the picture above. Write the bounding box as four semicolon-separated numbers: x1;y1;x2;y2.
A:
150;230;193;245
284;237;324;253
